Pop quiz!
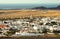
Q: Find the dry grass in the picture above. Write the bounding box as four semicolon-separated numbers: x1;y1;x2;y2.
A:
0;10;60;19
0;36;60;39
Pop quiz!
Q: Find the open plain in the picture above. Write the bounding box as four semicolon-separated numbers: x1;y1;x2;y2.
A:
0;10;60;19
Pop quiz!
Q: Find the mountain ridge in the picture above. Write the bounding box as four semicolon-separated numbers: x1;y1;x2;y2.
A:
32;5;60;10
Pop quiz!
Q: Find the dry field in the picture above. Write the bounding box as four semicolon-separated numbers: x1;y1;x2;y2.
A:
0;36;60;39
0;10;60;19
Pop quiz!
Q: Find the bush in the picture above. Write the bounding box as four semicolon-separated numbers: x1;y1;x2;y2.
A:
4;28;20;37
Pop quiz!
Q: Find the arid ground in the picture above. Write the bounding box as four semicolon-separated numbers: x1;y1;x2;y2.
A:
0;10;60;19
0;36;60;39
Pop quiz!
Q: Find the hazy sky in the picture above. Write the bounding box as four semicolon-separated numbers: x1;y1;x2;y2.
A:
0;0;60;4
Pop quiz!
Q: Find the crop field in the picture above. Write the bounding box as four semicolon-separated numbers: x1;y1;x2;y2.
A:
0;10;60;19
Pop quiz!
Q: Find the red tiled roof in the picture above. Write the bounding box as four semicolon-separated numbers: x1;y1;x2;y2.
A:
0;25;7;28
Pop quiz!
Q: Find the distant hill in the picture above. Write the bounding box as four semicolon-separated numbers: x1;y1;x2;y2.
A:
32;5;60;10
32;6;47;9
